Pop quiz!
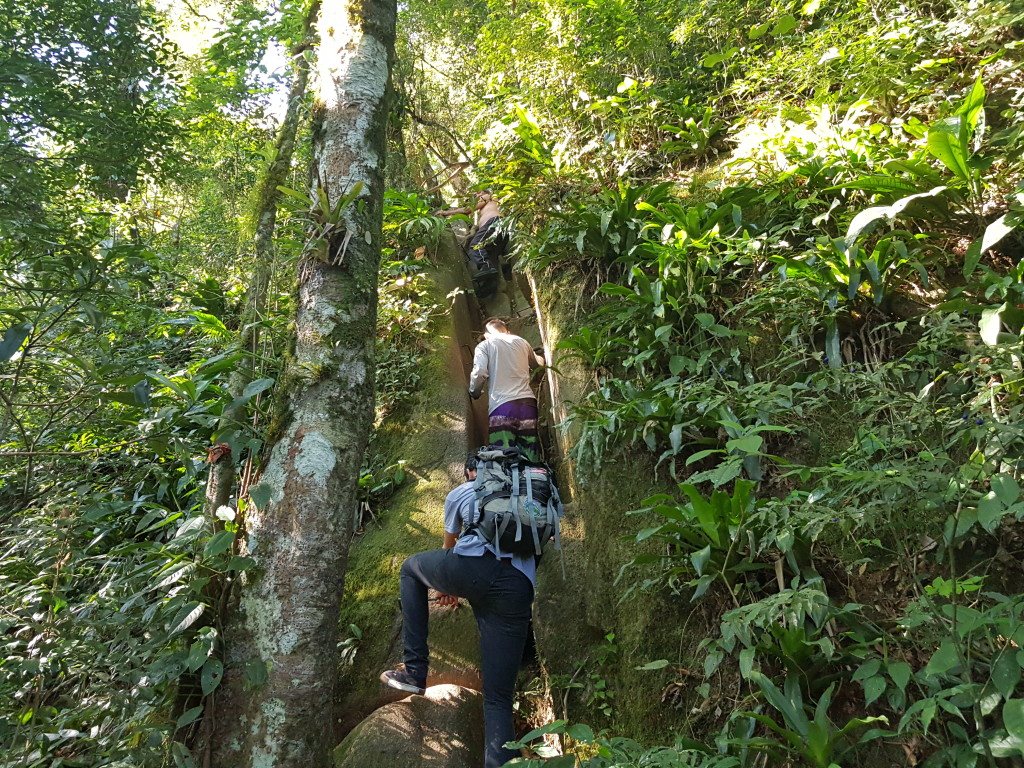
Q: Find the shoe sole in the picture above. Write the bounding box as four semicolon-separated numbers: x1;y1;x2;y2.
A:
473;274;499;298
380;671;425;695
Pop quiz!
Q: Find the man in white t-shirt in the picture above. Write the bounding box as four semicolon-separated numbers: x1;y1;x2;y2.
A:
469;318;544;461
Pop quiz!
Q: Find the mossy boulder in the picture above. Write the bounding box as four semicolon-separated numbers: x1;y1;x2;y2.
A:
333;685;485;768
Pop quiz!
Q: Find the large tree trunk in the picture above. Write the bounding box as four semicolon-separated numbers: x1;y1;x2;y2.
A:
209;0;396;765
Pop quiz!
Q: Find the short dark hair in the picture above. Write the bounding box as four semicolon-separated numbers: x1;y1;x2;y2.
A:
464;454;478;472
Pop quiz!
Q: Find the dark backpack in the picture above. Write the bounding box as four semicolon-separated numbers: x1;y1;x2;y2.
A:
470;446;563;557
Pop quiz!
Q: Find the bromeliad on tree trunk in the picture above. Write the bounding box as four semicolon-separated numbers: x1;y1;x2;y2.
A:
207;1;398;766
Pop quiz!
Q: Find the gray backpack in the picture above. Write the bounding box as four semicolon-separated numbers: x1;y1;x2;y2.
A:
470;447;563;557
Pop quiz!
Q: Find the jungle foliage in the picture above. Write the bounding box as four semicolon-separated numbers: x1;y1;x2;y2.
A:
397;0;1024;765
0;0;433;764
2;0;1024;763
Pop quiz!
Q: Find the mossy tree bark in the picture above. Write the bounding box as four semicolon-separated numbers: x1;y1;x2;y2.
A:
208;0;396;765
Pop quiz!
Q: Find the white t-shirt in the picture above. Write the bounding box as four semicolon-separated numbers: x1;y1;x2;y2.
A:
469;333;539;413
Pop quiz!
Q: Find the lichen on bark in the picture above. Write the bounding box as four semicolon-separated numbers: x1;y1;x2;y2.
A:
208;1;398;766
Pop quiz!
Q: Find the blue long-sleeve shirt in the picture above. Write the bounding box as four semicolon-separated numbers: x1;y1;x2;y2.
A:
443;481;536;587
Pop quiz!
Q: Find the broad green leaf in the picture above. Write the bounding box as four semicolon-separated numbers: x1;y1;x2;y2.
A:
512;720;568;746
702;47;739;67
0;322;31;361
963;214;1017;277
692;573;715;600
691;545;712;576
739;647;755;678
772;14;798;34
978;491;1006;532
980;303;1007;346
242;377;276;399
634;659;670;671
864;675;887;707
705;459;745;488
991;651;1020;700
669;355;688;375
888;661;911;692
853;659;882;681
922;700;937;733
726;435;763;454
927;117;970;182
636;526;664;542
992;474;1021;507
845;187;948;244
984;732;1024;758
170;602;204;636
1004;699;1024;745
925;641;961;677
173;516;209;542
176;705;203;729
187;642;210;672
749;21;771;39
957;77;986;133
249;483;273;510
201;659;224;695
566;723;595;742
204;530;236;558
686;448;721;465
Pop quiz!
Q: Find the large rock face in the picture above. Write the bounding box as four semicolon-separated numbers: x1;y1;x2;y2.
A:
332;685;485;768
334;234;488;736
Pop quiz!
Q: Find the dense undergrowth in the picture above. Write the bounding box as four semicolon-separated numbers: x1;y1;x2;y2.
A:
397;0;1024;765
0;47;438;762
3;0;1024;764
0;200;437;766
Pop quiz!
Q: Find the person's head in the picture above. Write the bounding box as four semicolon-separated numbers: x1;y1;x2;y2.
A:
484;317;508;339
464;454;478;481
474;189;494;203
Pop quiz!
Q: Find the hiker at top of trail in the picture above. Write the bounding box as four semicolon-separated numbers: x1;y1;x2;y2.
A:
381;449;561;768
469;317;544;462
436;190;509;298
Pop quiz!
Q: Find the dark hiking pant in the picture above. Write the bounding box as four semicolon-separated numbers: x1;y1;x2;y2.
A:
400;548;534;768
468;216;509;270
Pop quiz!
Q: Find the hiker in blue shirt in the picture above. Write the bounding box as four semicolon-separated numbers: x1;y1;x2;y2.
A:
380;457;535;768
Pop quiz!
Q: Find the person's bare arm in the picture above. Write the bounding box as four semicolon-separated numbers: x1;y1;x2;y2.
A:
435;206;472;217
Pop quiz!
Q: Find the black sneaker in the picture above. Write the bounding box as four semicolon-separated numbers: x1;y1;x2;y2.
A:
472;268;499;298
380;666;426;695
